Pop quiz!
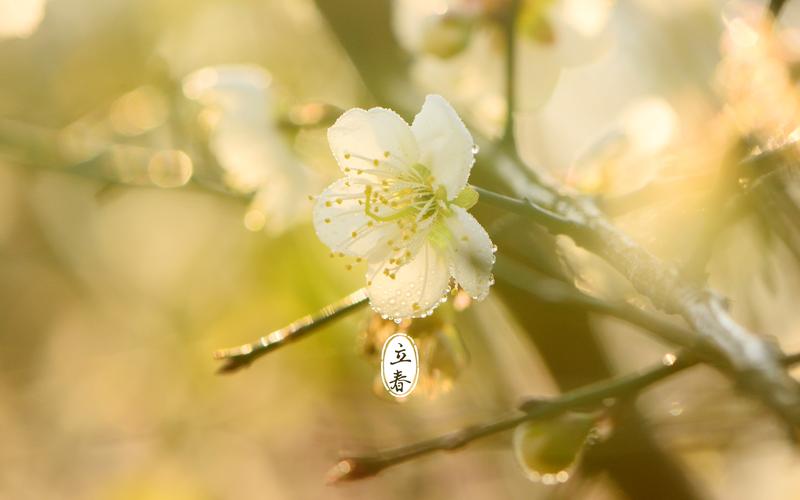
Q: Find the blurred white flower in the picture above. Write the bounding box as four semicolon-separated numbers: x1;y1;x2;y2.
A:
391;0;615;136
516;0;615;108
313;95;495;320
567;96;678;195
182;65;317;235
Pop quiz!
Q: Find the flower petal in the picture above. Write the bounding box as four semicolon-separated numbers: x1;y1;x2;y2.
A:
328;107;419;178
366;241;451;320
411;94;475;199
444;207;495;300
313;178;401;258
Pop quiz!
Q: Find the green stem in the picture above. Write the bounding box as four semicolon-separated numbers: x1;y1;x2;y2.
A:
502;0;520;145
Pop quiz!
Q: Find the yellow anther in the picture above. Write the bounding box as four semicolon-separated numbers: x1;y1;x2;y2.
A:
325;201;332;207
373;159;379;166
324;218;331;224
344;153;351;159
384;151;390;158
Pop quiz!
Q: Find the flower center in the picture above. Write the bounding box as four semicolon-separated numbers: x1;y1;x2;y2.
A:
363;163;448;226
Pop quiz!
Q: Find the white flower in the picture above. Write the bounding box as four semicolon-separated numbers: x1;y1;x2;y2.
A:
313;95;496;320
182;65;317;235
392;0;616;132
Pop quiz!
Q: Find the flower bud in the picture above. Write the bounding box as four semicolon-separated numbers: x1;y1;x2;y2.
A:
512;412;597;482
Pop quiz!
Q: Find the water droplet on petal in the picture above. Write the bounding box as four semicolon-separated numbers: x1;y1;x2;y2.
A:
471;144;480;154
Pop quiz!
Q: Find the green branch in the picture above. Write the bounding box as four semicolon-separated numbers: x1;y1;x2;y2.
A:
476;181;800;428
494;256;700;351
328;350;800;482
502;0;520;144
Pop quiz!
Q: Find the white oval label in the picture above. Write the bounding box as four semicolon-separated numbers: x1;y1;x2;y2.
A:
381;333;419;397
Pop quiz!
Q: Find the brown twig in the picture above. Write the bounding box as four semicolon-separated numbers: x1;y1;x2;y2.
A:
769;0;789;17
214;289;369;373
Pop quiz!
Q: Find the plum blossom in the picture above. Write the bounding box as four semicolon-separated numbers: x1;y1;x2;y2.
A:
313;95;496;320
182;65;317;235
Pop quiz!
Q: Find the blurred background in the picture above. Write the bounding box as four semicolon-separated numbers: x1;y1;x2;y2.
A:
2;0;800;498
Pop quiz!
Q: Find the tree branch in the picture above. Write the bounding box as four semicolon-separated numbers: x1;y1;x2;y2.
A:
328;350;800;482
494;256;699;350
213;289;368;373
476;182;800;429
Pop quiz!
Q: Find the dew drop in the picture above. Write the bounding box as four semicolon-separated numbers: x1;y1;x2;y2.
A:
471;144;480;154
491;244;498;254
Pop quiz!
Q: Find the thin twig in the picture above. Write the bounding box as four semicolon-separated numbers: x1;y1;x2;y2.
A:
328;351;800;482
214;289;369;373
501;0;519;145
494;256;700;351
769;0;789;17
